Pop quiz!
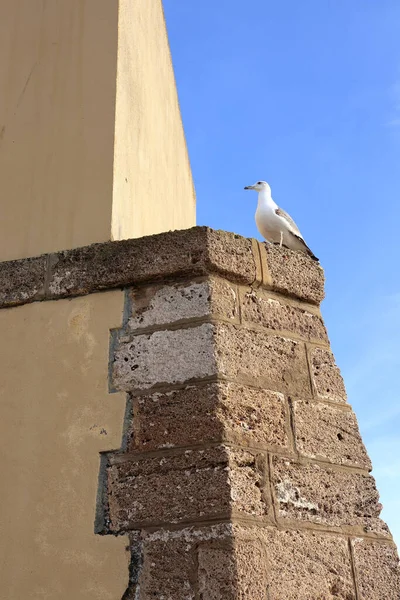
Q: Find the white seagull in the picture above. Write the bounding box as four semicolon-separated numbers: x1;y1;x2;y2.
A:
244;180;318;261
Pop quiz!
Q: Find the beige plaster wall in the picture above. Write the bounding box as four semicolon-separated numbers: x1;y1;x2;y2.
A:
111;0;195;241
0;291;128;599
0;0;195;262
0;0;118;261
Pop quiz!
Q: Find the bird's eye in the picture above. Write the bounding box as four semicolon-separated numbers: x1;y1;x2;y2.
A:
257;181;262;185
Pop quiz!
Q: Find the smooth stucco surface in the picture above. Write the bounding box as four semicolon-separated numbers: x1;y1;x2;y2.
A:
112;0;196;241
0;0;195;261
0;0;118;261
0;291;128;599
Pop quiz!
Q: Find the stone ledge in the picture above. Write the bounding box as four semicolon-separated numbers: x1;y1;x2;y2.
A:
0;227;325;309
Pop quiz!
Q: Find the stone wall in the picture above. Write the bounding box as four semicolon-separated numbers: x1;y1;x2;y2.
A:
0;227;398;599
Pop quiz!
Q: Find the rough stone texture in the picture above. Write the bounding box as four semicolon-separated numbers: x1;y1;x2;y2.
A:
47;227;256;299
126;524;358;600
215;324;312;397
126;382;289;452
259;527;356;600
107;447;266;530
264;243;325;305
112;322;312;396
112;323;216;391
198;539;269;599
127;277;237;330
0;228;329;309
272;457;388;534
293;401;371;469
241;288;328;342
0;255;46;307
128;524;233;599
310;347;347;403
353;539;400;600
138;536;197;599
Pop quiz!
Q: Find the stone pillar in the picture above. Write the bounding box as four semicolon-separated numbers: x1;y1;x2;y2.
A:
0;0;195;261
0;227;398;598
99;230;397;599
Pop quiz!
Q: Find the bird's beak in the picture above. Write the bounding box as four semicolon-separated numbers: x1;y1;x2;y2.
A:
244;185;255;190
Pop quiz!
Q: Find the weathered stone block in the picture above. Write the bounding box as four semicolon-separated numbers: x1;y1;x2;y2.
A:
113;323;216;391
47;227;257;298
138;535;197;599
198;539;268;600
353;539;400;600
263;243;325;305
241;288;328;342
112;323;312;396
127;277;237;330
107;447;266;530
260;527;356;599
293;401;371;469
214;325;312;396
310;347;347;403
0;255;46;307
130;525;233;599
126;382;289;452
272;457;388;534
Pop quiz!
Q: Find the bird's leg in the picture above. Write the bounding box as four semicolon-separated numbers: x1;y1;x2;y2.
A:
279;231;283;248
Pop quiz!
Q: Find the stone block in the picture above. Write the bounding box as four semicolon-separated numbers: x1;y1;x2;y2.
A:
126;382;289;452
127;277;237;330
260;527;356;599
0;255;46;307
310;347;347;403
214;324;312;397
240;288;328;342
138;535;197;599
112;323;216;391
206;229;257;285
263;243;325;305
131;524;233;599
198;538;268;600
272;457;388;534
107;447;266;530
47;227;257;298
293;401;371;469
112;323;312;396
352;539;400;600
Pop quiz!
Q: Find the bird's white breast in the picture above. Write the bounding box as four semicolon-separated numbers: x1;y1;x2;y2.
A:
255;202;282;243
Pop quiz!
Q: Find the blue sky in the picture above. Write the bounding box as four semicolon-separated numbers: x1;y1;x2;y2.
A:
163;0;400;544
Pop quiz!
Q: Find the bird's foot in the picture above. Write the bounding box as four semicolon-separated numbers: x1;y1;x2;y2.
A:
279;231;283;247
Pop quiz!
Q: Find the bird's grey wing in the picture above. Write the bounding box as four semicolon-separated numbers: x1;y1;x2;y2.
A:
275;207;319;261
275;207;302;237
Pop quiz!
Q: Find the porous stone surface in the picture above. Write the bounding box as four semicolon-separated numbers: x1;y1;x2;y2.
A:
127;278;237;330
241;288;328;342
264;243;325;305
112;323;216;391
0;255;46;307
107;446;265;530
127;524;357;599
205;229;257;285
47;227;257;298
259;527;356;599
214;324;312;396
293;401;371;469
272;457;388;534
126;382;289;452
112;322;312;396
198;538;269;599
138;535;197;599
353;539;400;600
0;227;331;309
310;347;347;403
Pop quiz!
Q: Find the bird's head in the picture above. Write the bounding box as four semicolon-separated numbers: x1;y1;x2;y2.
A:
244;180;271;194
